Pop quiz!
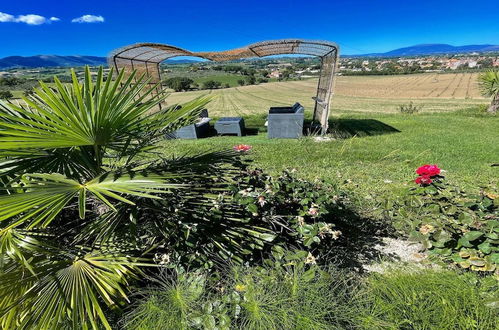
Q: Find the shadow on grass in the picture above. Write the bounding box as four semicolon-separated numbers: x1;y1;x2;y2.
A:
319;207;395;272
327;119;401;138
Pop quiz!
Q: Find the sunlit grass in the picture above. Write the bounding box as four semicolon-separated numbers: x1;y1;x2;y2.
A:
355;268;498;329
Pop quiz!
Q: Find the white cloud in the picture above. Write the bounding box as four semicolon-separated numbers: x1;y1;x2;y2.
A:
0;12;15;23
16;14;48;25
71;15;104;23
0;11;60;25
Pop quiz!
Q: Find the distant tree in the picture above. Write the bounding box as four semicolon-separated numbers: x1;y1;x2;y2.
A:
246;75;256;85
257;77;268;84
223;65;244;73
477;58;494;69
202;80;221;89
23;88;35;97
237;79;246;86
0;77;21;87
163;77;193;92
223;83;230;89
478;70;499;114
0;90;13;99
260;70;269;77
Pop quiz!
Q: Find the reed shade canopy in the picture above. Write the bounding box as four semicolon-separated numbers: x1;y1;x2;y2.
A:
109;39;339;133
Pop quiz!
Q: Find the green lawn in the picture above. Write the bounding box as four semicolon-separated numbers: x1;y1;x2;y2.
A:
159;109;499;204
192;73;245;87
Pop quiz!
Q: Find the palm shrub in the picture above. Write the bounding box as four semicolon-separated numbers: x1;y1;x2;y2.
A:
478;70;499;114
0;66;221;329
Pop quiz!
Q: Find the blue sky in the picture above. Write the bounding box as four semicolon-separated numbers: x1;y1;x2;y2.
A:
1;0;498;57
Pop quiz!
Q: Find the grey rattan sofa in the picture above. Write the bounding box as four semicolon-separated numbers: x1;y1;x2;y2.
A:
267;103;304;139
168;109;211;139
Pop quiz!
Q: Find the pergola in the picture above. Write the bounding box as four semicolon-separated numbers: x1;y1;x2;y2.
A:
108;39;339;133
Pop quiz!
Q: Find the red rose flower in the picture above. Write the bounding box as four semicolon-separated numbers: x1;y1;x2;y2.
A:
415;175;433;185
233;144;252;152
416;164;441;177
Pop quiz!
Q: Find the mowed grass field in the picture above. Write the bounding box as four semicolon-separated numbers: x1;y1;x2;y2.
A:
164;72;488;116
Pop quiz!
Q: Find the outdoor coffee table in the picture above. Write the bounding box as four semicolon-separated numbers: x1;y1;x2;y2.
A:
214;117;245;136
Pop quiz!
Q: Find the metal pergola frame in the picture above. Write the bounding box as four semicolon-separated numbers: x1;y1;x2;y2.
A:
108;39;339;134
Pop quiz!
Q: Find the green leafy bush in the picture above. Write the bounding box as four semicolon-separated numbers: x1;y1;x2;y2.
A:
382;166;499;272
163;76;194;92
125;166;367;270
355;268;498;329
226;168;386;268
202;80;222;89
231;169;345;249
0;90;13;99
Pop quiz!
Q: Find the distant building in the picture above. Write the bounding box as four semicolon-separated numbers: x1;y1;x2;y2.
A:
269;70;282;78
446;59;462;70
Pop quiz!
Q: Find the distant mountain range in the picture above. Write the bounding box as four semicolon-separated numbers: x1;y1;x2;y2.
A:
347;44;499;57
1;43;498;69
0;55;108;69
0;55;198;69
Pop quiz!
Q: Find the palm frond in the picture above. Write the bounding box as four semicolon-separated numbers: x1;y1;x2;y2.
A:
0;147;97;182
0;67;166;152
478;70;499;97
0;228;54;274
0;172;185;230
0;251;146;329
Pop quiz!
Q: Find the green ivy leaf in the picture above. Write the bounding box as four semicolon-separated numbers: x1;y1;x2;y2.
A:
478;242;492;254
446;205;458;215
469;257;486;267
458;212;473;225
303;237;315;247
462;231;484;242
486;232;498;240
459;260;471;268
247;203;258;214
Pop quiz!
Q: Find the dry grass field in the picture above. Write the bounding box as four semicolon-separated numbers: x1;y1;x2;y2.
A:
164;72;488;116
